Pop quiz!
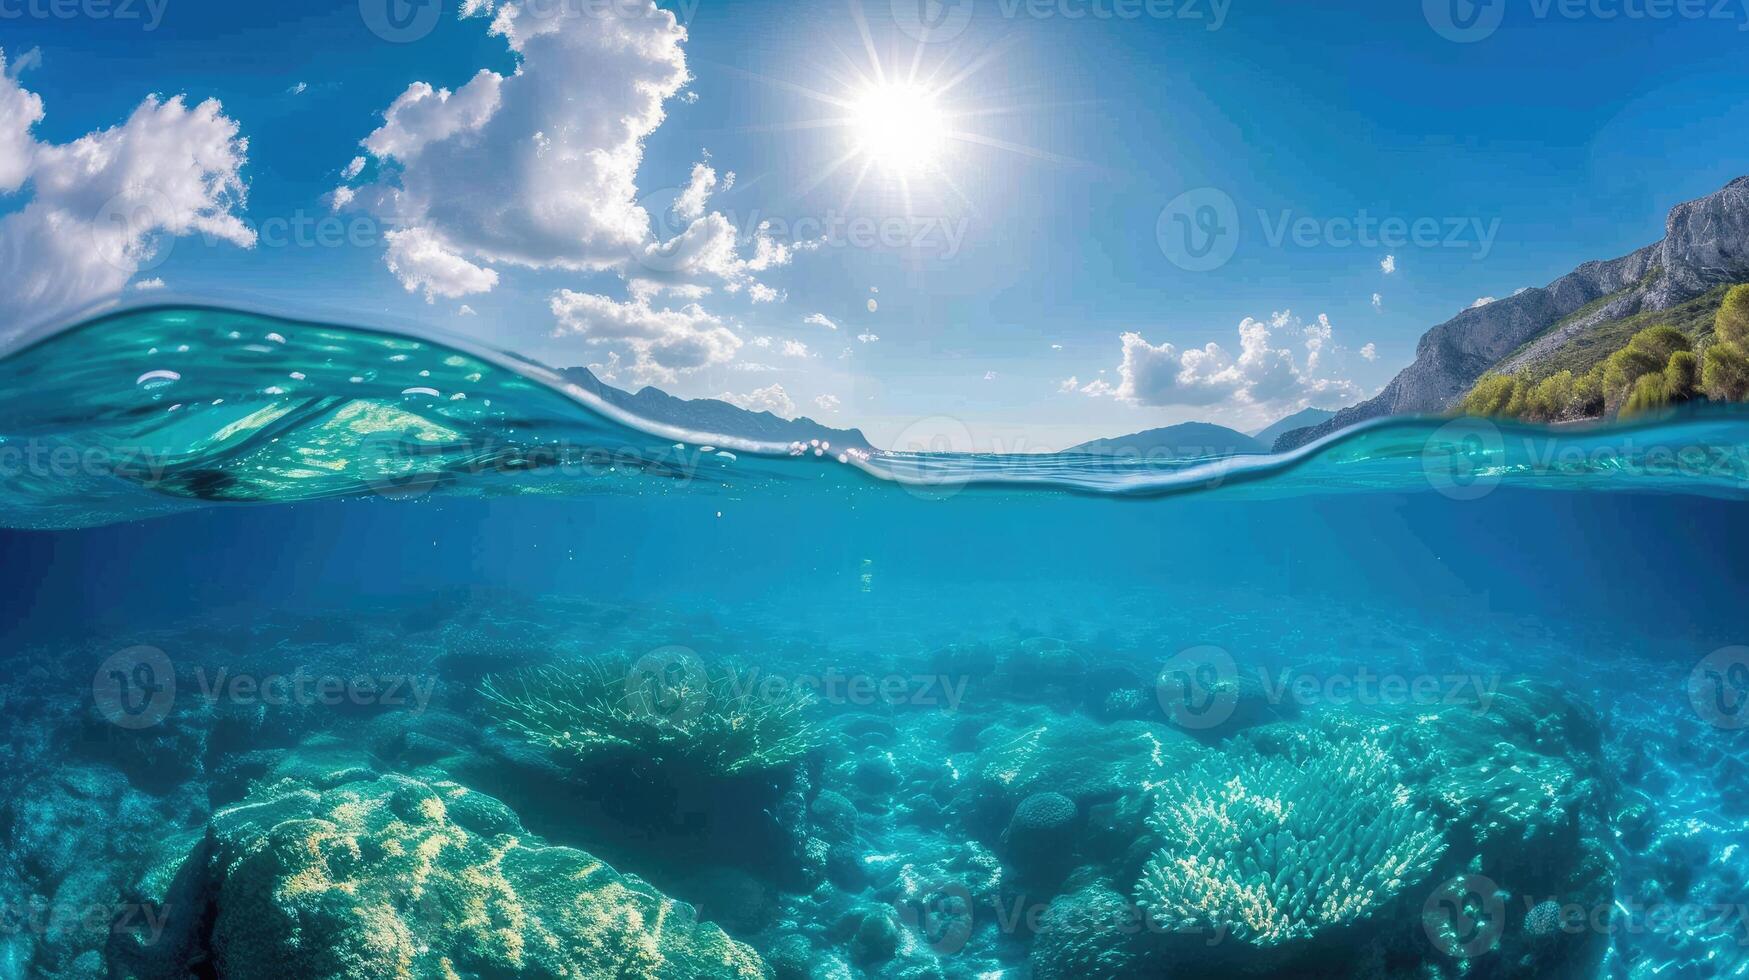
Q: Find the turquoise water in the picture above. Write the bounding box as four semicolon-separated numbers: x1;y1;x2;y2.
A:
2;304;1748;979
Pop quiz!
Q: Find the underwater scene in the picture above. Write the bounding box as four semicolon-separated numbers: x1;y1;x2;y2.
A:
1;304;1748;980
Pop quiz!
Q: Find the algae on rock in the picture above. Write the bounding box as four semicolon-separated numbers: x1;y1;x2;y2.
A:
206;769;771;979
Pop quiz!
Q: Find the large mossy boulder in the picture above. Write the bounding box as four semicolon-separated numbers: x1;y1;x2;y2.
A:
205;769;770;979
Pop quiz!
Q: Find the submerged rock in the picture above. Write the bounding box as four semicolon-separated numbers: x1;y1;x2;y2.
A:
190;769;770;979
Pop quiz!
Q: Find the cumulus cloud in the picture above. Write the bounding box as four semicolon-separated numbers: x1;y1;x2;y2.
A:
815;394;841;412
1380;255;1397;275
1371;292;1383;311
550;290;741;384
1471;296;1497;308
0;51;254;332
674;162;730;222
856;333;879;344
132;278;167;291
1058;375;1112;396
335;2;795;309
1360;342;1378;362
804;313;839;331
720;383;795;418
1080;311;1362;412
780;339;811;358
384;227;499;302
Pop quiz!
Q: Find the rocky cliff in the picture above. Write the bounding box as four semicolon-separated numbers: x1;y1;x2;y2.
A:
1276;176;1749;451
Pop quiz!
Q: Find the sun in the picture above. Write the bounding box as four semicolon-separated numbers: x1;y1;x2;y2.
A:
848;82;949;176
730;5;1077;212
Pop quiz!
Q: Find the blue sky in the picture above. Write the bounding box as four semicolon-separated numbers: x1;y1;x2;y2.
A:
3;0;1748;449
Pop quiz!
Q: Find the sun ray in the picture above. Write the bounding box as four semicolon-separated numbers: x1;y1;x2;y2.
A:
943;131;1095;170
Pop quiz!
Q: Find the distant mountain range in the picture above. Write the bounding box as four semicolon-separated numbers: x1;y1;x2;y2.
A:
558;367;873;449
1065;408;1339;458
563;363;1341;459
1066;421;1264;457
1250;408;1338;448
1276;175;1749;451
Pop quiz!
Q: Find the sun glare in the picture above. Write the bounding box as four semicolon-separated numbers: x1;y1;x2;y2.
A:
849;83;949;175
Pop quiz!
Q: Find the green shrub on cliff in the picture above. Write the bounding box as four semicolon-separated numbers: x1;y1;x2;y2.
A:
1703;341;1749;402
1603;326;1691;412
1717;283;1749;348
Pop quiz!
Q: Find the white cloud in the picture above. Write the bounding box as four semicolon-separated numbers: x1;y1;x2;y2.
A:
337;4;794;307
288;82;308;96
1371;292;1382;311
867;298;878;313
0;52;254;332
0;53;42;193
1058;375;1112;396
780;339;811;358
588;350;622;382
384;227;500;302
674;162;724;222
1471;296;1497;308
1084;311;1362;411
1380;255;1397;275
804;313;839;331
342;156;366;180
983;371;997;381
550;289;741;384
815;394;841;412
132;278;167;291
458;304;477;316
721;383;795;418
1360;342;1378;362
856;333;879;344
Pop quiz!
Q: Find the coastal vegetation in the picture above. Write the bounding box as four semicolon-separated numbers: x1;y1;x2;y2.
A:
1459;283;1749;421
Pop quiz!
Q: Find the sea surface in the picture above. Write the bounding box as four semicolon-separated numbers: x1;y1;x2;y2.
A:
0;304;1746;979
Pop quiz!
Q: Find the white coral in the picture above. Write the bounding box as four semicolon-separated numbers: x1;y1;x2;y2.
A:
1136;732;1446;947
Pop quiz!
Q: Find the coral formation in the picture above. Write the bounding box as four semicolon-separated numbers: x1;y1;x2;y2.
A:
479;657;817;777
206;769;771;979
1135;729;1447;947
